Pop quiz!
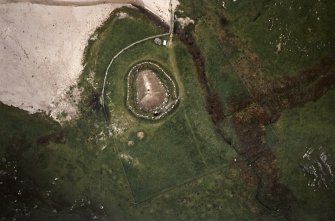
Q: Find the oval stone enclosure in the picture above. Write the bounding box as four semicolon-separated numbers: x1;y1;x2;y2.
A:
127;61;179;120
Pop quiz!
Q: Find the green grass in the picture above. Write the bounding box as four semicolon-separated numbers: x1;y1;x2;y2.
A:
6;3;333;220
0;7;267;221
178;1;335;220
177;0;254;117
223;0;335;79
268;89;335;220
194;20;251;116
122;112;207;201
0;101;270;221
80;8;236;202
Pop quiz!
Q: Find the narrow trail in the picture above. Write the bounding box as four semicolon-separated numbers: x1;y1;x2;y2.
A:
168;45;184;97
102;0;174;108
101;33;169;108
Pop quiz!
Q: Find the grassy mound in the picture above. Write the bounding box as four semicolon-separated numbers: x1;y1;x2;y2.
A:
127;61;179;120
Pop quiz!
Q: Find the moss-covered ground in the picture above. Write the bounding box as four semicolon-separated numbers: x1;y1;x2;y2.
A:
1;1;334;220
84;8;236;202
0;7;262;221
267;89;335;221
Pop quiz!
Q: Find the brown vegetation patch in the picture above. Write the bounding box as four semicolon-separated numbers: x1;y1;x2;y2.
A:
231;102;296;218
88;91;102;111
36;132;66;146
176;26;295;217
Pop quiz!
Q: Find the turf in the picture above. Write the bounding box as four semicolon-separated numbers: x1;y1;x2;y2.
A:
268;89;335;220
81;8;235;202
194;20;252;116
0;8;261;221
1;1;334;220
223;0;335;79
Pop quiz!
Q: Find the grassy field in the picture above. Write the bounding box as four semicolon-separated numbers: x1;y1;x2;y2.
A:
81;7;236;202
193;21;250;115
178;0;335;101
0;7;268;221
223;0;335;79
177;0;335;220
0;101;274;221
1;1;334;220
268;89;335;220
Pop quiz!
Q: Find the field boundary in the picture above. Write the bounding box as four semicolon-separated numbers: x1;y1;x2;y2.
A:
115;135;230;204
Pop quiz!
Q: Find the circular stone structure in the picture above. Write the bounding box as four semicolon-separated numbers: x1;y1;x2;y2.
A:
127;61;179;120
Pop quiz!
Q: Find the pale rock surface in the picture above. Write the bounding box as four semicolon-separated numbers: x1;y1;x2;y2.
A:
0;0;179;122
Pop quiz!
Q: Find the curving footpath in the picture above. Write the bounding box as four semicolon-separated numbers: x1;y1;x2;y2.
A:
1;0;175;111
101;0;174;108
101;33;170;108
